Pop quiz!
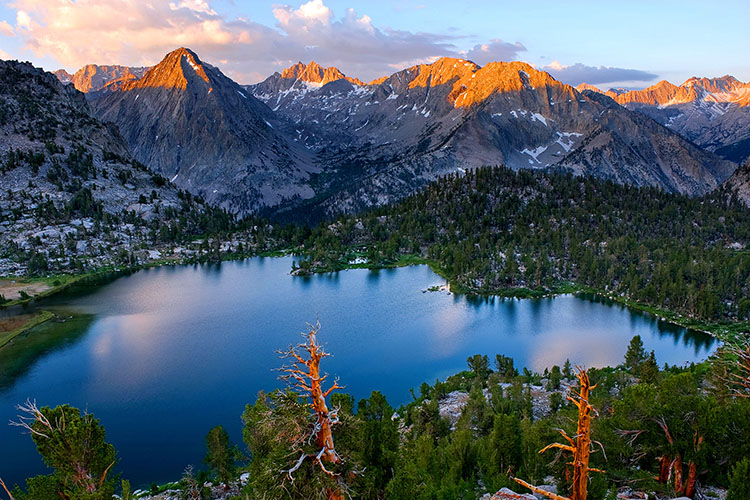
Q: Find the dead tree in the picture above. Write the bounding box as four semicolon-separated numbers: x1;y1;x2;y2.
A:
0;477;16;500
653;417;702;498
277;321;345;500
715;335;750;398
514;367;604;500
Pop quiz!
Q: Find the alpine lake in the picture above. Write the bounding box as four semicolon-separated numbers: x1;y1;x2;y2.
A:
0;256;716;487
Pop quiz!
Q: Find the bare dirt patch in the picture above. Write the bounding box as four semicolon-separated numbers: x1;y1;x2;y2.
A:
0;280;52;301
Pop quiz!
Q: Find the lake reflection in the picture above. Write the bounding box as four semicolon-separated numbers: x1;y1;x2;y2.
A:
0;257;716;487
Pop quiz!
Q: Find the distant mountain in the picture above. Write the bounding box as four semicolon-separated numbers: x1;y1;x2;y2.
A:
55;64;148;93
575;83;602;93
581;76;750;163
0;58;225;275
250;58;735;219
251;60;364;100
89;48;318;214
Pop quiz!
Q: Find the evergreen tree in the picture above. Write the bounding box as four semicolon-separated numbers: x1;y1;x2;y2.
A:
640;351;659;384
10;401;117;500
204;425;236;486
467;354;490;380
495;354;518;380
728;457;750;500
625;335;646;373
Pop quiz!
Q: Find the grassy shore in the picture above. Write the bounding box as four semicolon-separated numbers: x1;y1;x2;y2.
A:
0;310;56;349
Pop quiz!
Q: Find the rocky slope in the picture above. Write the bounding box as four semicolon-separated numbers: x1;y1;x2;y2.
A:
55;64;148;93
581;76;750;164
723;160;750;207
250;59;735;219
0;58;239;276
89;48;318;214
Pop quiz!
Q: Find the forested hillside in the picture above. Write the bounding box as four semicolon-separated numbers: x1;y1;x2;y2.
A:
295;166;750;323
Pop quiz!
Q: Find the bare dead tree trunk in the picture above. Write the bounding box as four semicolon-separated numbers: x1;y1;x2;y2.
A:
570;369;596;500
514;367;604;500
716;337;750;397
673;455;684;495
278;322;345;500
0;477;16;500
657;455;671;484
684;461;697;498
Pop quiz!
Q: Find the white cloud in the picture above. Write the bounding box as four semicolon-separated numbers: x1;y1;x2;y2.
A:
463;39;526;65
0;20;14;36
5;0;519;83
0;48;13;60
16;10;31;29
273;0;333;29
169;0;217;15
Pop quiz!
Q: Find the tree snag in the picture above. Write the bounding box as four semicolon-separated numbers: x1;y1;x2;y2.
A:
514;367;604;500
0;477;16;500
277;321;345;500
653;416;701;497
715;335;750;398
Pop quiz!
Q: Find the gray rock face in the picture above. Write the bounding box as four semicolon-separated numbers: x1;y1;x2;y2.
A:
89;48;318;215
250;58;736;219
724;160;750;207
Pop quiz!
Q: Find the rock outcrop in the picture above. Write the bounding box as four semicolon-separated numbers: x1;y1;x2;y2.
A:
723;160;750;207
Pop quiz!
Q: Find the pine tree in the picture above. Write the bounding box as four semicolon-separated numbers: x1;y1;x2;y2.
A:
624;335;646;373
204;425;236;486
727;458;750;500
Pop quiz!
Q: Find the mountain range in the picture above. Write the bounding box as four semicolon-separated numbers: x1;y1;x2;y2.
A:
578;76;750;164
39;47;748;218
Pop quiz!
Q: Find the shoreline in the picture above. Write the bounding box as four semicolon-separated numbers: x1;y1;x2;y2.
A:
1;251;746;349
296;254;748;343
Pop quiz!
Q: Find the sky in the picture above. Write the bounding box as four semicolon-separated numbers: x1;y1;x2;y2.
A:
0;0;748;89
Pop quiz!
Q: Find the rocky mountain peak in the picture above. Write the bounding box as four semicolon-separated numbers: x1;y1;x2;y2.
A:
576;83;602;93
608;80;684;106
54;69;73;84
451;61;567;108
124;47;211;91
280;60;363;86
406;57;480;90
682;75;740;93
590;76;750;108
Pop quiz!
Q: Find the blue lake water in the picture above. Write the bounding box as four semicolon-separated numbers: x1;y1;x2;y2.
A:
0;256;716;487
